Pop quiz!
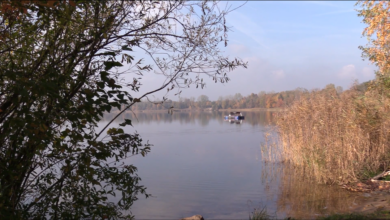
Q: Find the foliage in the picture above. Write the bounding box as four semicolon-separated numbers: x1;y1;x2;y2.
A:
247;202;277;220
249;206;275;220
0;0;245;218
357;1;390;76
357;1;390;96
129;88;316;111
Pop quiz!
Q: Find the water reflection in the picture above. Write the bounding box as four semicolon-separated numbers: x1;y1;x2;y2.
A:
259;163;375;219
102;110;276;127
224;119;243;124
100;111;369;219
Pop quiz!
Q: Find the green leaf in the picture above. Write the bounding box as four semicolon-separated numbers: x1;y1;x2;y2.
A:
121;45;133;51
96;81;105;88
97;52;116;56
117;93;124;100
119;119;132;127
100;71;109;81
104;61;123;71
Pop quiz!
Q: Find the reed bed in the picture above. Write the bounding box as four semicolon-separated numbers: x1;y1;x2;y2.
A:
275;86;390;184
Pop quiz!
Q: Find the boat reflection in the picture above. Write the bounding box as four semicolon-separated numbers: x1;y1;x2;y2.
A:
224;119;243;124
224;112;245;120
102;110;276;126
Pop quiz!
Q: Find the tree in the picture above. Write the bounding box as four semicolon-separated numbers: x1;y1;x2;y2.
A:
197;95;209;109
0;0;246;218
336;86;343;94
221;99;229;109
357;1;390;76
233;93;243;101
197;95;210;103
357;1;390;94
322;83;337;95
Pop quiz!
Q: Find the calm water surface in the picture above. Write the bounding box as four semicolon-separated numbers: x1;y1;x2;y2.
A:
102;111;369;219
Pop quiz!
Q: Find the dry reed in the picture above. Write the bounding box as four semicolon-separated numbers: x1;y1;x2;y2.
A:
274;86;390;184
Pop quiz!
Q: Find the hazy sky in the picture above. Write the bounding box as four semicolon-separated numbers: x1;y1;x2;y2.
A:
133;1;377;101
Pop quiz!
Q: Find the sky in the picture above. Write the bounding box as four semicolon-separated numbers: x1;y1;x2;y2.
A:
132;1;377;101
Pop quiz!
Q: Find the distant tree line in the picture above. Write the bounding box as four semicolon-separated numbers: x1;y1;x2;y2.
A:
103;111;276;127
126;83;369;111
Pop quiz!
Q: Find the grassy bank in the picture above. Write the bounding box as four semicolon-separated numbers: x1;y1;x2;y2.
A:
273;85;390;184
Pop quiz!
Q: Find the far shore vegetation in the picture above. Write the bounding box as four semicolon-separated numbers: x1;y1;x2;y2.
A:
120;88;311;112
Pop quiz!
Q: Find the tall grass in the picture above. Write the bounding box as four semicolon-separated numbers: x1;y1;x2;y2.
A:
275;85;390;184
249;206;275;220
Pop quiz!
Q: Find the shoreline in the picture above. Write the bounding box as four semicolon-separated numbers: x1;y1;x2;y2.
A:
118;107;284;113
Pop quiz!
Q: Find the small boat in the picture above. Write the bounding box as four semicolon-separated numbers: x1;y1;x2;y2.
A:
224;112;245;120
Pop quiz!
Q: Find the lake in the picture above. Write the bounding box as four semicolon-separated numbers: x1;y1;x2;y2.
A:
102;111;373;219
